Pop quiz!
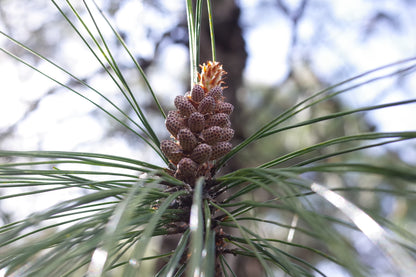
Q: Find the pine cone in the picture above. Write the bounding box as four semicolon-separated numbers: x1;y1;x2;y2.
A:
161;61;234;184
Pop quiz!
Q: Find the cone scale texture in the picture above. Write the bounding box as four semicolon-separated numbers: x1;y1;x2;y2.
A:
160;61;234;184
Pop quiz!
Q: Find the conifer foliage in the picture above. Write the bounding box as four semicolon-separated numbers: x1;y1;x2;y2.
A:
0;1;415;276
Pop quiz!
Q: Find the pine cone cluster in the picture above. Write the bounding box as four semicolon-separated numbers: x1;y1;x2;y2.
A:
161;61;234;184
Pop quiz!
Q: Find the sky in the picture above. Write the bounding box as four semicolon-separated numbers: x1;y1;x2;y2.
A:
0;1;415;276
0;0;415;217
1;0;415;153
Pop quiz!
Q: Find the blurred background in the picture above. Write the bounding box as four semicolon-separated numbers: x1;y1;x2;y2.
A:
1;0;416;276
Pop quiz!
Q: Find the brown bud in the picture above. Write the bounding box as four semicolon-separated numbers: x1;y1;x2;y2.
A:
188;112;205;133
178;128;198;152
201;126;222;145
198;96;216;114
190;143;212;163
160;140;183;164
210;142;232;160
207;86;223;100
220;127;234;142
174;95;196;117
165;111;185;137
191;84;205;102
216;102;234;115
176;157;198;178
206;113;230;128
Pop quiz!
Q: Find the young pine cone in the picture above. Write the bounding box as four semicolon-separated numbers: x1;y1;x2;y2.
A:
161;61;234;184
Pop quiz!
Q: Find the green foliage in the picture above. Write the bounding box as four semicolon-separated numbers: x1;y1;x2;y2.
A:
0;1;415;276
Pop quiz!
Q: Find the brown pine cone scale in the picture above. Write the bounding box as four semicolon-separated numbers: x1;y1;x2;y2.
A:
161;61;233;184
